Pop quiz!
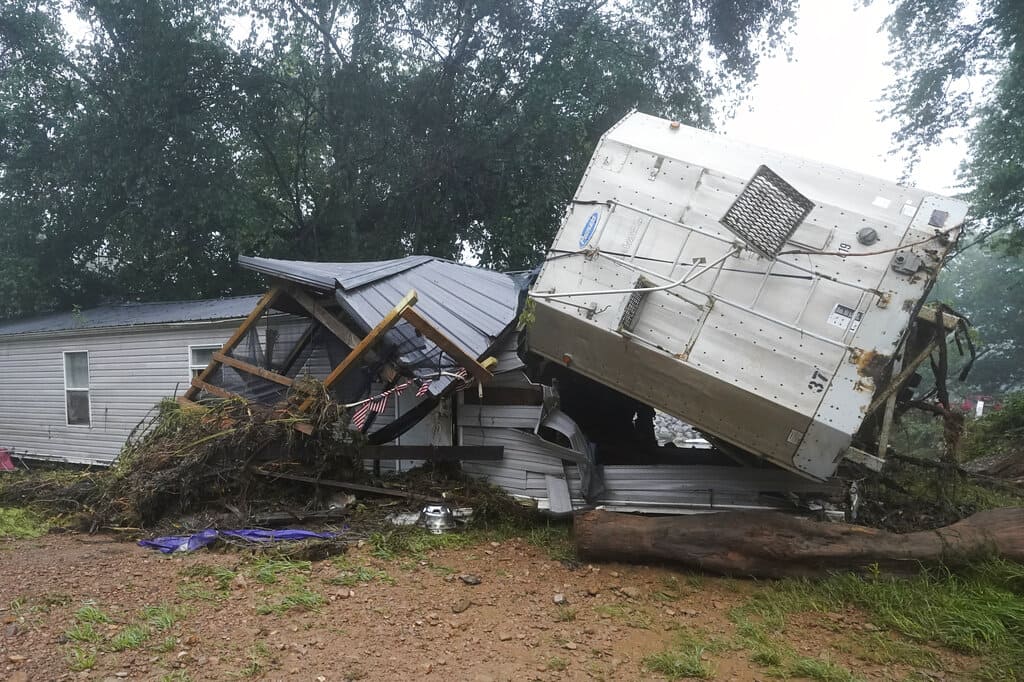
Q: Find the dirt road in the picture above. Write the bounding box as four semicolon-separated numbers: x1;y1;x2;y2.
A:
0;531;970;681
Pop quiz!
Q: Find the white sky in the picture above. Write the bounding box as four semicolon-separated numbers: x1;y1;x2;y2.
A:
723;0;967;195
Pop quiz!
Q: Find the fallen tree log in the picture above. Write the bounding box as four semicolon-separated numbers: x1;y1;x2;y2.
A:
574;508;1024;578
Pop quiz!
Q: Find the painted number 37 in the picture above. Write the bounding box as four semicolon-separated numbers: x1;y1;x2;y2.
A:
808;369;829;393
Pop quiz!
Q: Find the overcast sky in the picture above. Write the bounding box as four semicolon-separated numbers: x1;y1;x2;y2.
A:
723;1;967;195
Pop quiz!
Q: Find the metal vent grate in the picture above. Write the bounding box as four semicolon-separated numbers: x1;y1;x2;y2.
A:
619;277;653;332
720;165;815;258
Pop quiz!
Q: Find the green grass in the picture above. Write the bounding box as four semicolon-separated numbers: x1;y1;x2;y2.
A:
0;507;49;539
74;603;111;624
594;603;653;629
554;606;577;622
328;559;396;587
835;631;941;668
367;520;576;562
66;645;97;671
235;642;271;678
154;635;178;653
547;656;569;671
65;621;103;643
142;604;183;631
643;631;716;680
247;557;312;584
256;581;325;615
784;654;861;682
730;611;861;681
179;563;236;590
177;582;226;602
109;623;150;651
159;672;192;682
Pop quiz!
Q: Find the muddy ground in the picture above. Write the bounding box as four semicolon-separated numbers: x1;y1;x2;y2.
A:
1;531;975;681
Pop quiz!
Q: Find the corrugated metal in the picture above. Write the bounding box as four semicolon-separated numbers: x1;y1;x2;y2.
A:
237;255;433;292
0;296;262;338
238;256;522;380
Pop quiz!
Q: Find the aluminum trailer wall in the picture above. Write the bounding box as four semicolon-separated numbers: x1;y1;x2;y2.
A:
527;112;969;481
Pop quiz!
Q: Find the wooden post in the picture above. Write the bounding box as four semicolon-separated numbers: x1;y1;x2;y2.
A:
184;287;281;400
400;308;495;384
212;352;293;387
298;290;419;412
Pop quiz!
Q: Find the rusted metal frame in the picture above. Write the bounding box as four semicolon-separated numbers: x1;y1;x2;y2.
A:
298;290;419;412
184;287;281;400
284;285;402;383
213;352;293;387
399;308;494;385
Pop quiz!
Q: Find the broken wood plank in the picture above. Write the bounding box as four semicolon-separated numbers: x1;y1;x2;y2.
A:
252;468;441;500
574;508;1024;578
299;290;418;411
400;307;494;384
213;351;293;387
359;445;504;461
185;287;281;400
189;377;240;401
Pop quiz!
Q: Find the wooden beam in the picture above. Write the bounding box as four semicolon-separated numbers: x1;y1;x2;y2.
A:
185;287;281;399
299;290;419;411
359;445;504;461
252;468;441;501
400;307;494;384
864;340;940;417
213;352;293;387
190;377;240;401
284;285;402;383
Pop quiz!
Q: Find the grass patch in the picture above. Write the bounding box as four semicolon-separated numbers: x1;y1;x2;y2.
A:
0;507;49;539
594;603;652;629
547;655;569;671
554;606;577;622
142;604;183;631
235;642;271;678
328;559;396;587
730;611;860;681
109;623;150;651
154;635;178;653
74;603;111;624
177;582;225;602
738;559;1024;679
835;631;941;668
66;645;97;671
643;631;715;680
179;563;236;590
367;519;576;563
65;621;103;643
256;581;324;615
247;557;311;584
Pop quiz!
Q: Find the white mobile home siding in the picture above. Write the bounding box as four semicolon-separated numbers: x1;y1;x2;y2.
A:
0;321;243;465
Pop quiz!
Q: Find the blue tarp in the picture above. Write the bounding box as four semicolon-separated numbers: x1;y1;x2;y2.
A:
138;528;335;554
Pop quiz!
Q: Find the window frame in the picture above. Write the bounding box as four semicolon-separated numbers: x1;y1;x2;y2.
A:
188;344;222;380
62;350;92;427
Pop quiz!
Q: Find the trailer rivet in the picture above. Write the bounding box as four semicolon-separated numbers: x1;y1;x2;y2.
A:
561;353;573;366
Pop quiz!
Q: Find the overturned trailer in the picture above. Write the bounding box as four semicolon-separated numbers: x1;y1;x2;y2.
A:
525;112;969;481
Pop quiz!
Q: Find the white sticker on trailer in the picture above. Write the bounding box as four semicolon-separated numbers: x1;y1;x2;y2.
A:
827;303;858;330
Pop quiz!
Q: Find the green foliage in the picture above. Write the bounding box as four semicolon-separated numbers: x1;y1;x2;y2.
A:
0;0;796;319
0;507;48;539
962;392;1024;459
109;623;151;651
179;563;236;591
256;579;324;615
328;560;395;587
142;604;184;631
74;603;111;624
735;560;1024;680
247;557;311;585
64;621;103;643
643;630;716;679
66;645;97;671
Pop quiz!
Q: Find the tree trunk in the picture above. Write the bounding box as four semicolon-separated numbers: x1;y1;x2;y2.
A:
573;508;1024;578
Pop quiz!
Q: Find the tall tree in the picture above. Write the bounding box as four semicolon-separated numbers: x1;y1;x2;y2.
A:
0;0;797;318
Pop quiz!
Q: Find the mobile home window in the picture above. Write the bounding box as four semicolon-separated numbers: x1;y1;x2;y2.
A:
63;351;91;426
189;345;220;378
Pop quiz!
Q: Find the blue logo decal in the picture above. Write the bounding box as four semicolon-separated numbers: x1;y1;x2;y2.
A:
579;211;600;248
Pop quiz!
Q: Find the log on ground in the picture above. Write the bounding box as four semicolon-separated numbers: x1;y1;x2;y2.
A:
573;508;1024;578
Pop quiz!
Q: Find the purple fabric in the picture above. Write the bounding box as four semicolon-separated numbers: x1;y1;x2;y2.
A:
138;528;334;554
